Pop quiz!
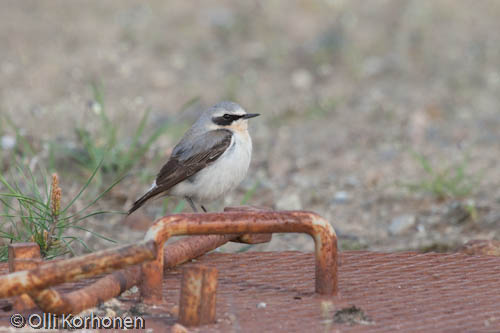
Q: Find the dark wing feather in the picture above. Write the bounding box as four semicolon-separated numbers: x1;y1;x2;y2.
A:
128;129;232;214
126;186;165;215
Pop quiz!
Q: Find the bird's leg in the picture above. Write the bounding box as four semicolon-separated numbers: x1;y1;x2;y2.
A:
201;205;207;212
185;197;198;213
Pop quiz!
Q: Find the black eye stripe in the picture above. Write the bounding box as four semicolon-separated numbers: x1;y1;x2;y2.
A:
225;114;243;120
212;114;244;126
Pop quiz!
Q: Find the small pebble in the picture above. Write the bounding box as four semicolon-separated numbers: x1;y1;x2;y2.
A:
332;191;350;204
389;215;416;235
276;193;302;210
345;176;360;187
89;100;102;114
0;135;16;150
291;69;313;90
171;323;188;333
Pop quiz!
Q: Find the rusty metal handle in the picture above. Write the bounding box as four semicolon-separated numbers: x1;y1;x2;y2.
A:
141;210;338;299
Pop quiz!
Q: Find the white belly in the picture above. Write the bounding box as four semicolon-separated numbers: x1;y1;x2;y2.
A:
170;131;252;203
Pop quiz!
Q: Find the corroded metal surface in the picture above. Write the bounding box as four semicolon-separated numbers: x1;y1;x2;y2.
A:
164;235;236;270
224;206;273;244
0;241;156;298
0;252;500;332
8;243;41;311
30;266;142;314
460;239;500;256
142;210;338;301
161;251;500;332
24;234;229;315
1;251;499;332
8;243;41;273
179;265;218;326
0;209;336;315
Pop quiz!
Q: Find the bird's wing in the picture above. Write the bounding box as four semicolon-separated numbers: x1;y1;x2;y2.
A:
155;128;233;188
128;129;232;215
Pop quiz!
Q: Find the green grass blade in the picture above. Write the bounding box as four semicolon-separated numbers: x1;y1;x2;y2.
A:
68;225;116;243
3;115;35;156
68;210;124;225
173;201;185;213
61;157;104;213
64;174;125;218
179;96;201;112
60;237;77;256
241;181;259;205
131;107;151;150
412;151;434;175
0;172;18;194
0;193;47;208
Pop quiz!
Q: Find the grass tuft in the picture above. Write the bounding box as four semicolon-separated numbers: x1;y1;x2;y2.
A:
0;114;37;172
0;160;121;260
240;180;260;205
400;150;483;200
60;82;187;188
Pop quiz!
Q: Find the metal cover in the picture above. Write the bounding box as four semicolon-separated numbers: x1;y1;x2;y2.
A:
1;251;500;332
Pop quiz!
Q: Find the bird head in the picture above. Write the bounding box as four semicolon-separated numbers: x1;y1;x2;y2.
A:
206;101;259;132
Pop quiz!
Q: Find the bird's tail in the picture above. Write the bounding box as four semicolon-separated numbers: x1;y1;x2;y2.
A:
128;187;163;215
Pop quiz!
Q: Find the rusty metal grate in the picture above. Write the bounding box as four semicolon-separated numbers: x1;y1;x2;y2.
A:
161;251;500;332
0;206;498;332
2;251;498;332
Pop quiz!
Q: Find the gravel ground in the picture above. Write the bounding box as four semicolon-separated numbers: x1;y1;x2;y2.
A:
0;1;499;254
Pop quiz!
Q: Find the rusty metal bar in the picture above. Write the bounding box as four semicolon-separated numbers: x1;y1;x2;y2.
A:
179;265;218;326
8;243;41;272
8;243;42;311
140;239;164;304
0;241;156;298
141;210;337;302
164;207;274;269
164;235;236;270
224;206;273;244
29;266;142;314
25;235;236;314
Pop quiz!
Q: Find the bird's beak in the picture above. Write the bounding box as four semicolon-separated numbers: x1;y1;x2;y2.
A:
242;113;260;119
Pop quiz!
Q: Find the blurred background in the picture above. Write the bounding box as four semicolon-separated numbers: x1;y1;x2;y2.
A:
0;0;499;257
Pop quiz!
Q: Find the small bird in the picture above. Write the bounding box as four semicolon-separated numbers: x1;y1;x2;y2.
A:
128;101;259;214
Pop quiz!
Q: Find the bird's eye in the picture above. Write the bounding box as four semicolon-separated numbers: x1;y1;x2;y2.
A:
223;114;232;120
